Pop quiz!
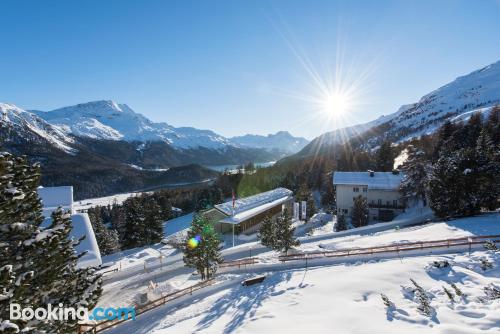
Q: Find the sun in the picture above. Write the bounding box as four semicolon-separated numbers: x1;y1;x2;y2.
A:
322;92;350;116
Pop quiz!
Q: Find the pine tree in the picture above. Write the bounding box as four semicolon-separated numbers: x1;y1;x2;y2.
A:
0;152;102;333
428;148;481;218
142;198;164;245
474;129;500;211
257;216;275;248
274;208;300;254
87;209;120;255
400;145;431;206
183;215;222;280
376;141;395;171
335;214;348;231
352;195;368;228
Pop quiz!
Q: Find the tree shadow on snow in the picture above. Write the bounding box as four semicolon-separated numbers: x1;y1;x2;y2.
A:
194;271;296;333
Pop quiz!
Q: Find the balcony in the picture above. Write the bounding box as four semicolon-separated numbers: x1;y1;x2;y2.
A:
368;203;405;210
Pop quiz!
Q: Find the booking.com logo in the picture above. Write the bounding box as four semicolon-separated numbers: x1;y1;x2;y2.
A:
10;303;136;322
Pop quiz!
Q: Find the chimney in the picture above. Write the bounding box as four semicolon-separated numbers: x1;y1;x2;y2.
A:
368;170;374;177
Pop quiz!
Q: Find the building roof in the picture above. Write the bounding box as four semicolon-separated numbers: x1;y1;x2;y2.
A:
333;171;403;190
214;187;293;224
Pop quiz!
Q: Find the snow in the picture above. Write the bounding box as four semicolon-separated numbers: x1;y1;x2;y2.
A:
312;213;500;252
71;213;103;268
164;213;193;237
32;100;236;150
74;192;145;211
0;102;76;154
103;248;500;334
215;188;293;217
333;171;404;190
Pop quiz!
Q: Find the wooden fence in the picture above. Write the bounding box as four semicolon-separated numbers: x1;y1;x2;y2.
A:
79;234;499;333
78;257;257;334
278;234;500;262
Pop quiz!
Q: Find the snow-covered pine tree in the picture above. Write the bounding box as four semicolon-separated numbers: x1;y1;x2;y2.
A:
400;145;431;206
352;195;368;228
257;216;275;249
428;148;480;218
87;209;120;255
274;208;300;255
335;213;348;231
183;215;222;280
0;152;102;333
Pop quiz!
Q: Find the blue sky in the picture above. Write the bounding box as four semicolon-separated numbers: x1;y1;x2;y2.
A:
1;0;499;139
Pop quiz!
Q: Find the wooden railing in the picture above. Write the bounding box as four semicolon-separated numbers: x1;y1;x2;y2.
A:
278;234;500;262
78;257;258;333
79;234;499;333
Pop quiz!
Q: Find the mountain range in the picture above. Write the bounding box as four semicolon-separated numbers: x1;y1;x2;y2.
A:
1;59;499;198
293;59;500;159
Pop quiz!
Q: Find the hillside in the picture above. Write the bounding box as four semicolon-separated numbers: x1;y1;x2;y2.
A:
292;60;500;159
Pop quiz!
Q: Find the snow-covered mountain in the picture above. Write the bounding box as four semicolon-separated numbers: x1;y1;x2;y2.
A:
294;60;500;157
230;131;309;154
0;103;76;153
32;100;233;150
377;59;500;144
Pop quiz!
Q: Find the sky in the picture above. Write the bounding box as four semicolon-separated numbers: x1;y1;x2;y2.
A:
1;0;499;140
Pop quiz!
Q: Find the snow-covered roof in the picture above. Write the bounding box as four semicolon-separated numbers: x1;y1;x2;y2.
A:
71;213;102;268
333;171;403;190
37;186;74;217
214;188;293;224
41;213;102;268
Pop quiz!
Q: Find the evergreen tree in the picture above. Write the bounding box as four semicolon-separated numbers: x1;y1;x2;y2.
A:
274;208;300;254
142;198;164;245
0;152;102;333
87;209;120;255
352;195;368;228
376;141;395;171
257;216;275;249
335;214;348;231
183;215;222;280
120;197;144;249
400;145;431;206
474;129;500;211
428;148;480;218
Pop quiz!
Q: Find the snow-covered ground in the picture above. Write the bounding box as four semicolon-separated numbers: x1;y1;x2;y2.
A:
104;248;500;334
74;192;145;211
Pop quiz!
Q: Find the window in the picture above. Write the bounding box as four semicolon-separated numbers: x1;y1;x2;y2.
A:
362;187;367;193
353;187;359;192
378;199;382;205
393;200;397;207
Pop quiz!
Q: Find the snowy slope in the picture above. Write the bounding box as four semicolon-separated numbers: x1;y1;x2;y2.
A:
230;131;309;154
380;60;500;143
32;100;234;149
295;60;500;156
0;102;76;153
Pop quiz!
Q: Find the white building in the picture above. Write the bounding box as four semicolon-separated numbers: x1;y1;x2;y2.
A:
333;171;405;222
204;188;294;235
37;186;102;268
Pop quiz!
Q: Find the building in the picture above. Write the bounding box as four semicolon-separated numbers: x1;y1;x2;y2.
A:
37;186;102;268
203;188;294;236
333;171;405;222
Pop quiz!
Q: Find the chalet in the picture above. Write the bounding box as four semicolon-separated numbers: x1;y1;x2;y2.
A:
203;188;293;241
37;186;102;268
333;171;405;222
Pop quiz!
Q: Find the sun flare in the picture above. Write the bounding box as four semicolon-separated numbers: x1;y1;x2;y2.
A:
322;92;350;116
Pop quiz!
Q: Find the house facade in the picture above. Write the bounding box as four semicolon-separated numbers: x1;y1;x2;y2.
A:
333;171;405;222
203;187;294;235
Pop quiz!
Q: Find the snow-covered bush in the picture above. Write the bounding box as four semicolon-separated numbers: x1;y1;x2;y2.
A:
410;279;434;317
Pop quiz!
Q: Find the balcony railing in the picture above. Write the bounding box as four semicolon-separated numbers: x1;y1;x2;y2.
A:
368;203;405;210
